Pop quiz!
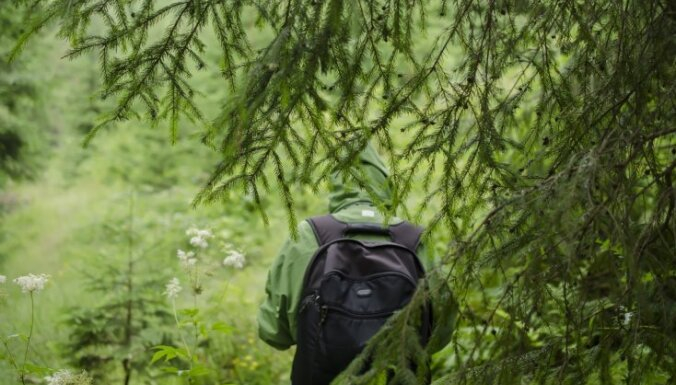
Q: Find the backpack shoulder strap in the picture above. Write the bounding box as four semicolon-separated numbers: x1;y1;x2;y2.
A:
307;215;348;246
389;221;424;252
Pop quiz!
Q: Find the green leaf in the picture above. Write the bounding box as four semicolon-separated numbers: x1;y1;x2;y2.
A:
150;350;169;365
161;366;179;374
211;322;234;335
187;364;211;377
150;345;184;364
23;363;51;376
179;308;199;318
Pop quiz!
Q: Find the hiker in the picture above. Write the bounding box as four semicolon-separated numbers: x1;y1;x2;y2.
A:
257;144;456;384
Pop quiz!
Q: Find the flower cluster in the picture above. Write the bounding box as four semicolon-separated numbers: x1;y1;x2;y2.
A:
186;227;213;249
167;226;247;302
44;369;92;385
177;249;196;268
13;274;49;293
164;277;182;299
222;247;246;269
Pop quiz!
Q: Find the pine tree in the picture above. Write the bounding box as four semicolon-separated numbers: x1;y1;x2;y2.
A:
64;195;173;384
10;0;675;384
0;2;47;186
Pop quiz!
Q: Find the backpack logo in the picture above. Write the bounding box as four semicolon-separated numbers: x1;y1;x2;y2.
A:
356;288;372;297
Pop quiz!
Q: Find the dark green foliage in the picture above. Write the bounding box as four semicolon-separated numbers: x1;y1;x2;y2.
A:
64;196;173;384
9;0;676;384
0;3;47;185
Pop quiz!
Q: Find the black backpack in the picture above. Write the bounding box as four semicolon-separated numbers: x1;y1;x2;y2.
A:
291;214;431;385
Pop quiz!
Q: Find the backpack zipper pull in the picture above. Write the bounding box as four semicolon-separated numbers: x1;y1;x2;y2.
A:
319;305;328;325
300;293;320;314
299;299;310;314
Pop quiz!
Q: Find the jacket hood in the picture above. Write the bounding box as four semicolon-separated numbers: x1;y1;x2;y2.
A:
328;143;392;213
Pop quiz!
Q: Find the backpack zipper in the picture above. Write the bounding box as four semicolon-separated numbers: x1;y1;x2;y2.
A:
320;304;395;320
319;304;329;325
301;239;426;290
308;292;395;327
322;269;417;287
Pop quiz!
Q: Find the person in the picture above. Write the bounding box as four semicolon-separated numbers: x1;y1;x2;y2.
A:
257;144;456;384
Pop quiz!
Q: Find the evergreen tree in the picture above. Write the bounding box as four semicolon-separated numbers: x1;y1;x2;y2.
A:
64;196;173;384
10;0;675;384
0;2;47;186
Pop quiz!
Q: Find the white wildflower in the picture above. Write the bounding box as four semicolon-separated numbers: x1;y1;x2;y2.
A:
164;277;182;299
197;229;212;238
13;274;49;293
177;249;194;260
186;227;212;238
223;249;246;269
186;227;212;249
190;236;209;249
0;275;6;284
44;369;92;385
177;249;197;267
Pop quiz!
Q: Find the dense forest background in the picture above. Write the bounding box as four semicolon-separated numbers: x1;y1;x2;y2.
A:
1;0;674;384
0;3;307;384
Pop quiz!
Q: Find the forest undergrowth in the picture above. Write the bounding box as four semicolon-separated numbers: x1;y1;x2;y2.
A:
0;27;311;385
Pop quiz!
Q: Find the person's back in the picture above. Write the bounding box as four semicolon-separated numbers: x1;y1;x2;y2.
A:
257;144;454;384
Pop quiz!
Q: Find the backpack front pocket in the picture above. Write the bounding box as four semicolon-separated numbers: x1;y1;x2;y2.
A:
319;270;417;315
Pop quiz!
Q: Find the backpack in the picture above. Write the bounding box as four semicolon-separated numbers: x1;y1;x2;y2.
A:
291;214;431;385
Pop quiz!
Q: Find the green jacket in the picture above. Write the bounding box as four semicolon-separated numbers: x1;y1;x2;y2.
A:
257;145;456;353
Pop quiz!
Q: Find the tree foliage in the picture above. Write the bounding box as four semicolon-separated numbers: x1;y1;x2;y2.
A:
9;0;676;384
0;2;48;185
65;196;173;384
